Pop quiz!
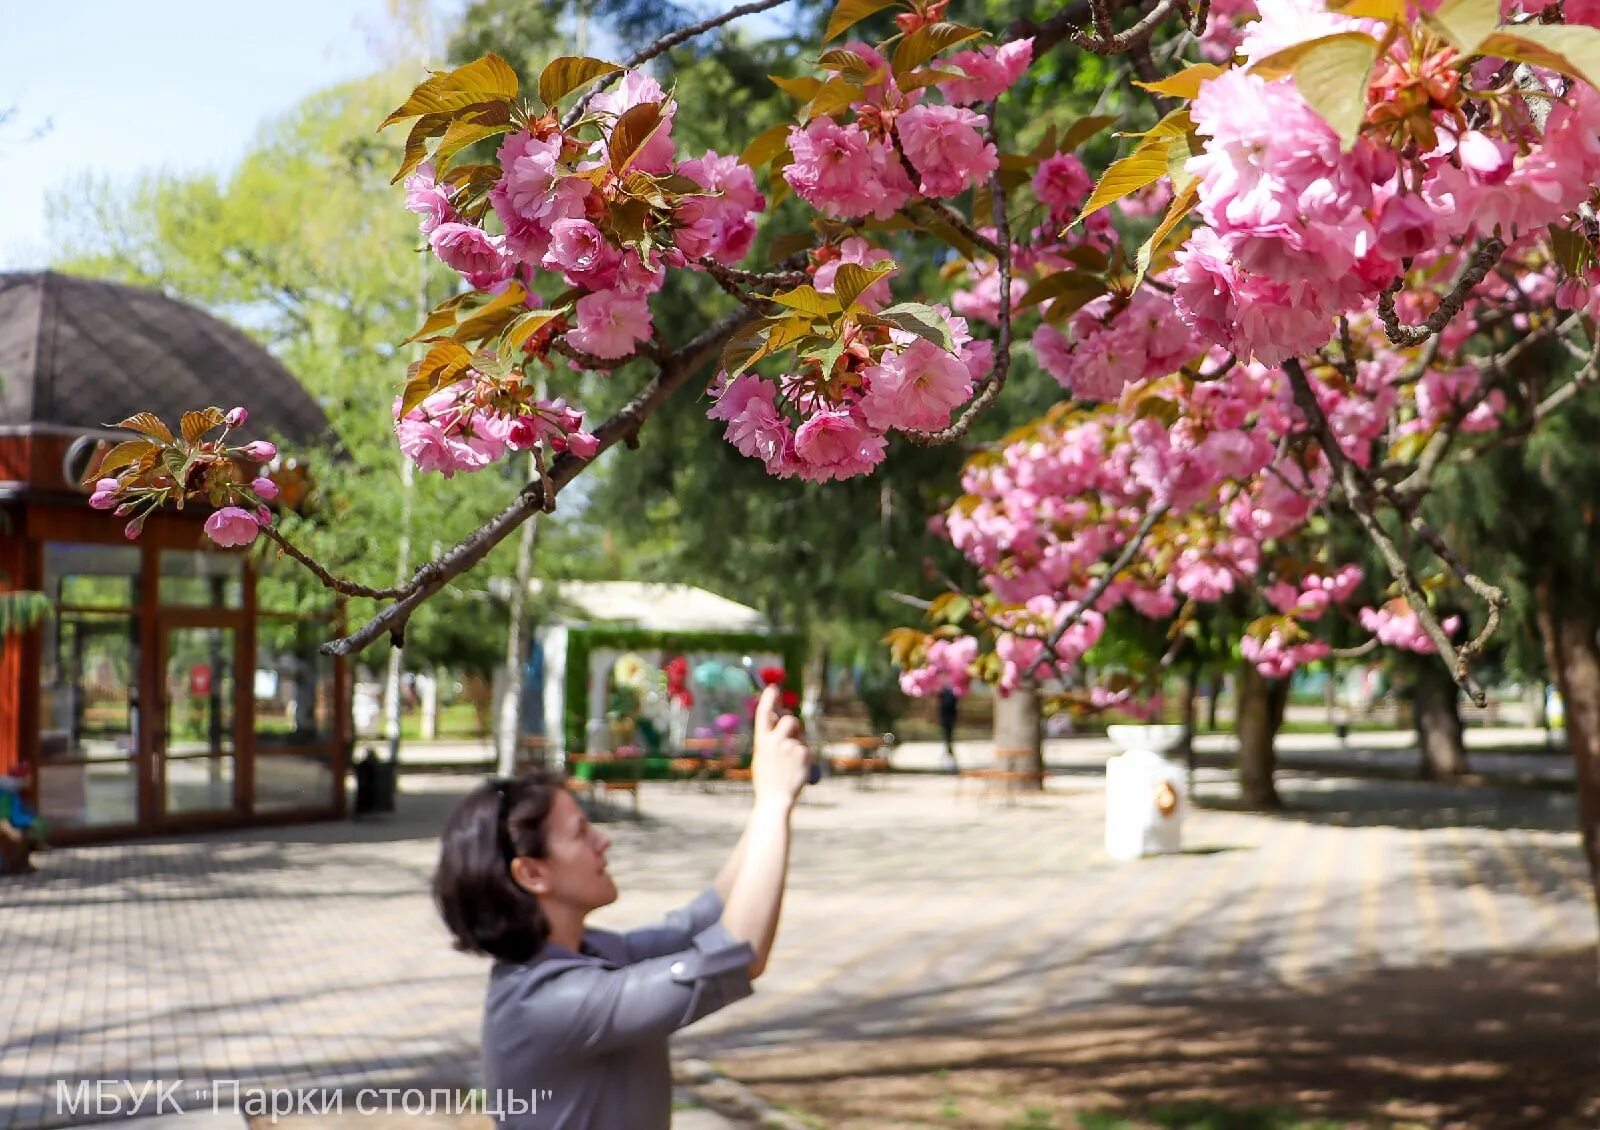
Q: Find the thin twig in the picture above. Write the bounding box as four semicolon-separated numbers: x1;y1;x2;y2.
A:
565;0;796;127
1071;0;1186;54
1283;358;1498;705
259;526;405;600
1376;238;1507;348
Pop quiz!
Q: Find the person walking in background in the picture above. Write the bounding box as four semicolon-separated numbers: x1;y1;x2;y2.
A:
432;685;812;1130
938;686;960;772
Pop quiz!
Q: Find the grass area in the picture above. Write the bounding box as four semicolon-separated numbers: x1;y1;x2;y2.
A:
1073;1104;1354;1130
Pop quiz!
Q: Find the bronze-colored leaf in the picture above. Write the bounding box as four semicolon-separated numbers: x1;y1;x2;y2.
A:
891;21;985;78
392;113;451;184
84;439;155;485
433;103;514;171
742;123;793;169
832;260;897;310
180;408;226;446
380;54;519;130
538;55;623;108
115;412;173;443
609;101;665;174
823;0;899;43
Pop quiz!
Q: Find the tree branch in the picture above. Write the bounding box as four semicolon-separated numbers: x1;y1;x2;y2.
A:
565;0;797;127
1376;237;1507;348
258;526;405;600
322;306;760;655
1283;358;1499;705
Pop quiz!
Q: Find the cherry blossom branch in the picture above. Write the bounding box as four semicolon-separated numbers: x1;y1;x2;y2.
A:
1376;237;1507;347
1284;357;1495;704
1025;502;1170;682
1069;0;1188;55
903;109;1013;445
564;0;797;127
550;340;639;370
323;306;760;655
258;526;406;600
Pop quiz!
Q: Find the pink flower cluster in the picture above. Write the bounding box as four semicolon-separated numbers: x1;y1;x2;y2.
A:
1033;289;1201;403
898;635;979;696
403;70;768;370
1359;601;1462;654
707;304;992;482
394;381;597;477
781;38;1029;219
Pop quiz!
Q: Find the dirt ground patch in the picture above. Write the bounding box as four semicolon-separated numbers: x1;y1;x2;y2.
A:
710;947;1600;1130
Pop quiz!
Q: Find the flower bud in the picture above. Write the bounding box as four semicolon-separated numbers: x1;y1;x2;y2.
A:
567;430;600;458
241;440;277;462
225;406;249;428
251;476;280;501
89;489;118;511
123;518;145;540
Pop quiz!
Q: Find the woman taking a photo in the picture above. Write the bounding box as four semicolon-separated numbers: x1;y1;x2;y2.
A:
433;685;811;1129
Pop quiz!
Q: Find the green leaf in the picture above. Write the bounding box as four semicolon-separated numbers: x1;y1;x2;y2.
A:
892;22;985;78
769;284;842;317
180;408;225;445
832;260;897;309
1386;430;1431;465
876;302;955;351
1133;63;1227;100
116;412;174;443
1134;175;1199;287
1481;24;1600;92
1550;223;1593;276
741;123;793;169
1421;0;1498;54
1077;138;1173;224
503;309;561;352
380;54;519;129
804;77;865;121
538;56;624;107
769;74;824;102
1252;32;1381;149
609;101;665;174
824;0;899;43
1017;270;1108;314
1060;114;1118;154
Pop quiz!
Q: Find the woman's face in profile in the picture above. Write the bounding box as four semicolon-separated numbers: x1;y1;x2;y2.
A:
524;789;619;916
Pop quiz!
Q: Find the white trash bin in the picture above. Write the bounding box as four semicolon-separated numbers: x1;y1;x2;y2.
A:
1104;724;1187;861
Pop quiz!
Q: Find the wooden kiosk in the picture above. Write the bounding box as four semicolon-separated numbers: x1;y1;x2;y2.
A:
0;271;350;843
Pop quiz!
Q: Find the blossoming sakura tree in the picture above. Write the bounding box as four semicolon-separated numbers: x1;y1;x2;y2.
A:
78;0;1600;901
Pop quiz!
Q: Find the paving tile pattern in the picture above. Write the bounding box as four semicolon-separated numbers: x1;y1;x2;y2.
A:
0;765;1592;1130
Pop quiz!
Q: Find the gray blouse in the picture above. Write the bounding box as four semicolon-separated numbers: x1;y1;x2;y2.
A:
481;889;754;1130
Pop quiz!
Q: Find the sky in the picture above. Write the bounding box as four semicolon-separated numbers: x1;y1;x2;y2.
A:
0;0;461;269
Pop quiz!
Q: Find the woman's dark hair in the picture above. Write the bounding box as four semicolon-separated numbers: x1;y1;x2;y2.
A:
433;771;563;963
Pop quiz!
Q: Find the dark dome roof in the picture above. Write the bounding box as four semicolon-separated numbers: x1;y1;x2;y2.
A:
0;271;330;443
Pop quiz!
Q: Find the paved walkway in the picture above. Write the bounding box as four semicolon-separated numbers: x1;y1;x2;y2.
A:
0;763;1593;1130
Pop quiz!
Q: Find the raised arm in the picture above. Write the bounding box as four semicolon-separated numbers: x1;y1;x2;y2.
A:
718;685;811;979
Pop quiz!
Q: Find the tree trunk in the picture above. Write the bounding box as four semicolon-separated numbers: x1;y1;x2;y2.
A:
1236;662;1284;809
495;459;543;779
1414;659;1469;780
1205;671;1223;731
1534;581;1600;940
1180;665;1198;797
993;684;1044;785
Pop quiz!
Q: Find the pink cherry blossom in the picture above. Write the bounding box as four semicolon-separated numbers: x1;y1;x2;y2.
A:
204;507;261;548
429;222;515;290
938;38;1034;104
791;410;886;481
544;219;608;275
859;340;973;432
784;119;912;220
403;162;458;235
896;104;997;199
568;290;653;359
